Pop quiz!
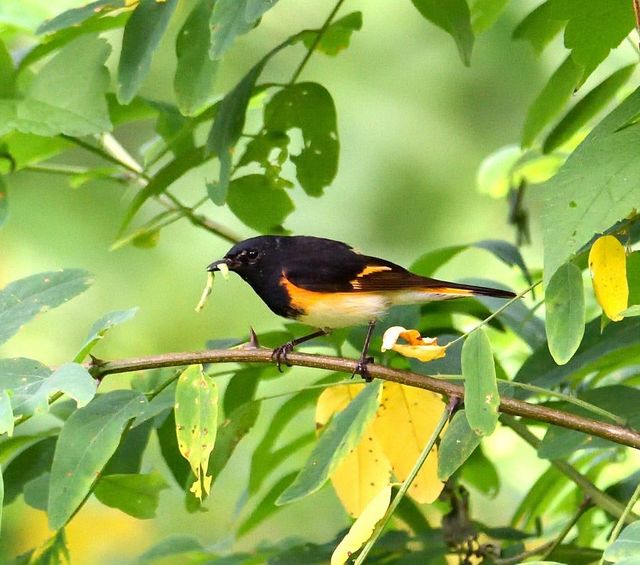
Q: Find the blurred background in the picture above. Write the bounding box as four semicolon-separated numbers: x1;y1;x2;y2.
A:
1;0;633;562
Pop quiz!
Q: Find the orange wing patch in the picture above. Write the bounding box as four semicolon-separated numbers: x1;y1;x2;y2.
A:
351;266;392;289
424;286;474;296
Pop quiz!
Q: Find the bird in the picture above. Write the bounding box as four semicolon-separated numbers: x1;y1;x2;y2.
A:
207;235;516;379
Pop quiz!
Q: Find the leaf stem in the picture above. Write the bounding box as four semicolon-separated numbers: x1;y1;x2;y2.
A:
289;0;347;84
598;479;640;565
354;396;457;564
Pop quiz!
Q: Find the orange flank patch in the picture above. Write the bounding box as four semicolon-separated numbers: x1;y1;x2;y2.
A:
280;275;390;328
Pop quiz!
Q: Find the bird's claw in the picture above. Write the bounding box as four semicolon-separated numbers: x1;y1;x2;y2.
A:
352;356;374;382
272;342;294;372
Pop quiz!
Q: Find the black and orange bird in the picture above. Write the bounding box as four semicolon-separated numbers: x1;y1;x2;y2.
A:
207;235;515;378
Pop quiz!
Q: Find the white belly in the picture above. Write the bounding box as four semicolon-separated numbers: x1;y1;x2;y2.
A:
297;293;391;329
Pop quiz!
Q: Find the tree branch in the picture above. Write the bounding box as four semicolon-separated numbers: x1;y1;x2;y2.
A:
93;348;640;450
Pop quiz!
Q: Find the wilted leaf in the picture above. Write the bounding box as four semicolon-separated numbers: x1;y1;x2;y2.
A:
589;235;628;321
461;329;499;435
48;390;148;529
545;262;585;365
117;0;177;104
174;0;219;116
277;381;381;506
437;410;481;480
374;382;445;503
331;485;391;565
174;365;218;500
94;472;169;519
411;0;474;66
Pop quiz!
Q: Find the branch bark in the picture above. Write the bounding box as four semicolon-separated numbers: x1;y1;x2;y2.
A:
93;347;640;450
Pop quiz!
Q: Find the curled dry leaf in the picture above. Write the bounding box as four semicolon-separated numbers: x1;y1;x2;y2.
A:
381;326;448;362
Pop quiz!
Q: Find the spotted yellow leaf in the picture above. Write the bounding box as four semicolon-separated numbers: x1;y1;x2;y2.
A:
175;364;218;500
589;235;629;321
373;382;445;503
330;485;391;565
316;385;392;517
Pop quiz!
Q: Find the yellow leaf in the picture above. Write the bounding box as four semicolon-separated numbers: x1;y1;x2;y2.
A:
374;382;446;503
381;326;448;362
317;385;392;517
589;235;629;321
330;485;391;565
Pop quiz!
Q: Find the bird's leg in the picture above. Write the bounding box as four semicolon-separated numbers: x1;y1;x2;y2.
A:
352;320;376;382
272;329;329;372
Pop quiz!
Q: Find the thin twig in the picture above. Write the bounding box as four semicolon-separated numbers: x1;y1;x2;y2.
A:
598;479;640;565
289;0;347;84
91;348;640;450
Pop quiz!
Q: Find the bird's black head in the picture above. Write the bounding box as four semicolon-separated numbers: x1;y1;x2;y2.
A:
207;236;282;278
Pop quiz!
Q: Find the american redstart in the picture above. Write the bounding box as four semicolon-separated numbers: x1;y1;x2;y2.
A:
208;235;515;378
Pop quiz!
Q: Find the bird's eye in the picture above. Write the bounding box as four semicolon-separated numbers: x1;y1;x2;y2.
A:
246;249;259;260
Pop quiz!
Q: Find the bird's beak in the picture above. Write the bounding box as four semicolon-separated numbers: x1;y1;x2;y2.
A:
207;258;229;272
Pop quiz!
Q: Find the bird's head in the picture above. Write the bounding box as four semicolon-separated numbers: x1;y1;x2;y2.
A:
207;236;282;278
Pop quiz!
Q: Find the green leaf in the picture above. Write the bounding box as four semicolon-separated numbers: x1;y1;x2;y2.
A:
621;305;640;317
75;307;138;362
516;316;640;390
94;472;169;519
460;444;499;497
37;0;125;34
0;269;92;346
470;0;509;33
543;64;636;153
522;55;583;147
512;1;565;54
209;0;280;60
604;521;640;562
461;329;500;435
553;0;634;81
135;535;206;564
222;367;262;416
40;362;97;408
627;251;640;307
48;390;148;530
410;245;466;276
437;410;481;481
0;389;12;436
117;0;177;104
1;436;56;505
299;11;363;56
264;83;339;196
276;380;381;506
103;420;153;475
157;410;191;487
544;262;585;365
209;400;260;482
474;239;533;286
174;0;219;117
23;472;49;511
249;385;322;494
0;35;112;138
537;88;640;284
175;365;218;500
28;530;70;565
0;464;3;535
227;174;294;232
0;39;16;98
238;471;297;536
411;0;474;66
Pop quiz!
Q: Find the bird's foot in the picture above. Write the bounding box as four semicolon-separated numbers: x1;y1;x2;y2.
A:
352;356;374;382
271;341;295;372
